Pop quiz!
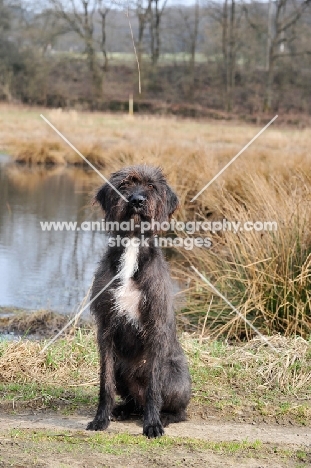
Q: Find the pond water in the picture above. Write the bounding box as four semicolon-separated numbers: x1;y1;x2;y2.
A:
0;155;106;315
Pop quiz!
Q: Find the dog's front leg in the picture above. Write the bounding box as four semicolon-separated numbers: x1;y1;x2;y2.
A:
143;357;165;438
86;337;115;431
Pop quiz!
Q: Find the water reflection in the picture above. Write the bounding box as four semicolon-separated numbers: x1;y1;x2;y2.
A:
0;156;106;314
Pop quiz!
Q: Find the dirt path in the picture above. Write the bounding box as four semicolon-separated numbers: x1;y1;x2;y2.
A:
0;412;310;468
1;412;310;446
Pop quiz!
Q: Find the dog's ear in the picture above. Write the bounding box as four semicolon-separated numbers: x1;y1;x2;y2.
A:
93;183;110;212
166;186;179;217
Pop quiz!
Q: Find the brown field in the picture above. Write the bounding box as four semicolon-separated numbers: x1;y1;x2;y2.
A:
1;104;311;340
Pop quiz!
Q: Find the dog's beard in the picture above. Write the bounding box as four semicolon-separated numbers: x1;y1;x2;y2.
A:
127;205;153;223
131;212;151;236
132;213;141;225
112;199;158;236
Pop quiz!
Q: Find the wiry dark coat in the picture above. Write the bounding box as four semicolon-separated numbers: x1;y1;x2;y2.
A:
86;165;191;438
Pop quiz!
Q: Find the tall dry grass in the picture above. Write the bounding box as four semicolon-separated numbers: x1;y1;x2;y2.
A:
1;104;311;339
0;331;310;396
173;157;311;339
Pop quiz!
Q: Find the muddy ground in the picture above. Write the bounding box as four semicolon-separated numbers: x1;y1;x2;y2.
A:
0;411;310;468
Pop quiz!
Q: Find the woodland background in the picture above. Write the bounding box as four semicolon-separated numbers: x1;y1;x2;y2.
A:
0;0;311;117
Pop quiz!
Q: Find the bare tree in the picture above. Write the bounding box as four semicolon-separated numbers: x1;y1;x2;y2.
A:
178;1;200;88
264;0;311;111
98;0;111;71
21;9;70;56
0;0;13;100
209;0;242;112
135;0;151;64
149;0;167;66
222;0;238;111
48;0;102;94
244;0;311;111
190;0;200;78
0;0;10;32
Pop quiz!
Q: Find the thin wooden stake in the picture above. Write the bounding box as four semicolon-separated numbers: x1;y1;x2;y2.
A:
129;93;134;116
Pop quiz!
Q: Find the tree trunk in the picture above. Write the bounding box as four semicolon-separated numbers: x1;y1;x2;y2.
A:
228;0;236;112
222;0;230;111
83;3;102;97
100;11;108;72
150;0;162;68
222;0;236;112
138;14;145;65
264;45;275;112
189;0;199;87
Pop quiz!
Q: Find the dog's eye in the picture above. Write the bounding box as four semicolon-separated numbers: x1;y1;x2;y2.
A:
148;184;154;189
120;181;131;189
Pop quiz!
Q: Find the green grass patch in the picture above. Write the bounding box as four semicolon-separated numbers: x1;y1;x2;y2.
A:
0;382;98;412
5;428;310;465
9;428;263;455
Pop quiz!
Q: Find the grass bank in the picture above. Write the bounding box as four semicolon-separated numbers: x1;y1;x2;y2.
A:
0;330;310;425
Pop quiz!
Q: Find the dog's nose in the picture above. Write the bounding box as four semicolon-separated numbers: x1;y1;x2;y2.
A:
128;193;146;207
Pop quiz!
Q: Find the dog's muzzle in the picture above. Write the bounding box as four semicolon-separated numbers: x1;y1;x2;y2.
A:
128;193;147;212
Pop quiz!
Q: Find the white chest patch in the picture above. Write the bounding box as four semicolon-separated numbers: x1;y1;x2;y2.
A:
113;240;141;324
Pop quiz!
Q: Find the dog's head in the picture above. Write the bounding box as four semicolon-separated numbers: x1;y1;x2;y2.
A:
94;165;179;234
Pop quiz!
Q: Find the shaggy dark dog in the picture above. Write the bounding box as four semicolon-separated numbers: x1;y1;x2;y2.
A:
86;165;191;438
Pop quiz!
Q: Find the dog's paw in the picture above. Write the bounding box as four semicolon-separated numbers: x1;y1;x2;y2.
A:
143;421;164;438
86;418;109;431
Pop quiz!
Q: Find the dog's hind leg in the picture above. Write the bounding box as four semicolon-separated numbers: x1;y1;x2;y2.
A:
160;352;191;428
112;397;142;420
160;409;187;427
